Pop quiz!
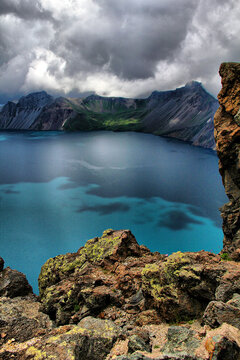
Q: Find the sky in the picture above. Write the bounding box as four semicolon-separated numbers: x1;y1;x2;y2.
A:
0;0;240;103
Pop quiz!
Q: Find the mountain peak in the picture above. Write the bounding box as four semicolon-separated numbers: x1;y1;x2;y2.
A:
85;94;103;101
18;91;54;108
185;81;202;89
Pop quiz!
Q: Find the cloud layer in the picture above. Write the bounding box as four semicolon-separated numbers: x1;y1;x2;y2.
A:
0;0;240;102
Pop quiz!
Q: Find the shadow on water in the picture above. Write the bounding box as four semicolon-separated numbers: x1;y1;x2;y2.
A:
0;131;227;292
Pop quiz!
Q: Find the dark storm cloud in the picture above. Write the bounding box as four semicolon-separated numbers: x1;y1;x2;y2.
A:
158;210;203;231
51;0;197;80
0;0;52;21
0;0;240;100
76;202;130;215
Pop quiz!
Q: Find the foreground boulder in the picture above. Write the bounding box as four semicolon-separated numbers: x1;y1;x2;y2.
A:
0;316;122;360
0;267;33;298
0;258;53;354
0;296;53;346
1;229;240;359
38;231;240;327
0;258;33;298
38;229;163;325
203;293;240;330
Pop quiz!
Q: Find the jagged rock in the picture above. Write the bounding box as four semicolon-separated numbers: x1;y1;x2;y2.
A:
74;317;122;360
214;62;240;259
205;335;240;359
0;267;33;298
1;231;240;359
161;326;200;358
78;316;122;338
38;229;163;325
202;324;240;360
38;229;240;326
0;296;53;346
128;334;151;354
0;317;122;360
215;270;240;302
202;300;240;329
0;257;4;272
227;293;240;308
141;250;227;322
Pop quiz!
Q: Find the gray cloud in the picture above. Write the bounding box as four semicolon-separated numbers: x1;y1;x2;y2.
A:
51;0;197;80
0;0;52;20
0;0;240;102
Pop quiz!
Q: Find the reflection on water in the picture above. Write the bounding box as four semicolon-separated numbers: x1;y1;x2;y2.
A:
0;131;227;292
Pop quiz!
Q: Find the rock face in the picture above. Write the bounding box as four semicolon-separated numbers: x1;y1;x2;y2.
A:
0;91;53;129
214;62;240;260
0;82;218;149
142;81;218;149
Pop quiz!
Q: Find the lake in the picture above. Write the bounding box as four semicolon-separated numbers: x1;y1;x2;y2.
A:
0;131;227;292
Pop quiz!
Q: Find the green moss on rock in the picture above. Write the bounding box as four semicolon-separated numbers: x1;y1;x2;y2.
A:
39;230;124;295
141;251;202;321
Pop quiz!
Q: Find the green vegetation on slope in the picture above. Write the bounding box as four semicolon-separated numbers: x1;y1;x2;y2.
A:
63;97;148;131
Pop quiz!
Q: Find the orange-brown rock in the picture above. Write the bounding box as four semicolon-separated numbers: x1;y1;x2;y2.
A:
2;229;240;359
214;62;240;260
37;229;240;331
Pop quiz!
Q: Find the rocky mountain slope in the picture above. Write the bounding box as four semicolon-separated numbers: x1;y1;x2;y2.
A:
0;91;54;130
0;63;239;359
0;82;218;149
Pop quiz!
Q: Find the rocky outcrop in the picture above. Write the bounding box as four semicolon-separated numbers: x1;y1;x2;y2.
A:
203;296;240;330
37;230;240;327
0;82;218;149
0;266;33;298
1;229;240;359
38;229;163;326
214;62;240;260
0;257;54;359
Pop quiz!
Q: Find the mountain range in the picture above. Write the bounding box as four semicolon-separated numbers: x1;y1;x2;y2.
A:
0;81;218;149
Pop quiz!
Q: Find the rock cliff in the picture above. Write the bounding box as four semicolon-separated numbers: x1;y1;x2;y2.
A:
214;62;240;260
0;82;218;149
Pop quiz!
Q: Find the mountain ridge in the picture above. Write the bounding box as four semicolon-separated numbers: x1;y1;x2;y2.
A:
0;82;218;149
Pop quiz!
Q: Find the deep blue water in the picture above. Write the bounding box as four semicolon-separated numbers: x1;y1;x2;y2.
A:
0;131;227;293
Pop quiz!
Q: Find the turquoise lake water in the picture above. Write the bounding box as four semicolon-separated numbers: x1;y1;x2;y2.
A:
0;131;227;293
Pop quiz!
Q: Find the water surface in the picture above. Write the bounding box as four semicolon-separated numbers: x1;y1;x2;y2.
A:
0;131;227;292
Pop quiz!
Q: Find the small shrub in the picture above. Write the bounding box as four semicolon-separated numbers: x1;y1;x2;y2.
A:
74;304;80;312
220;253;232;261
